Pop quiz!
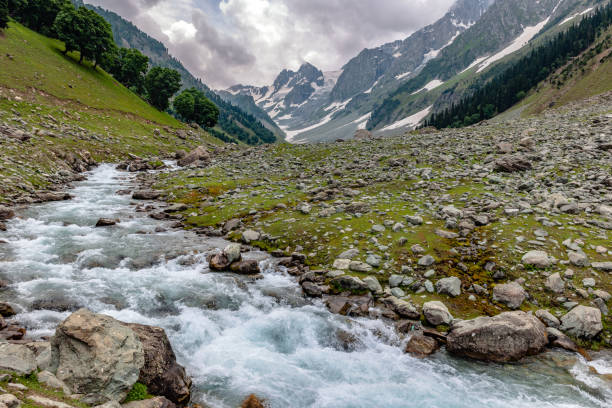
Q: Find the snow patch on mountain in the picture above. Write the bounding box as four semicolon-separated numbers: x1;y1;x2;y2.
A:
382;105;433;131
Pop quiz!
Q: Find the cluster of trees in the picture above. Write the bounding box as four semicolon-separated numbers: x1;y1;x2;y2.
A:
424;3;612;129
1;1;8;30
3;0;220;127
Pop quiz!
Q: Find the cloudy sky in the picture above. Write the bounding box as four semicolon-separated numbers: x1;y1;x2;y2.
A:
87;0;456;89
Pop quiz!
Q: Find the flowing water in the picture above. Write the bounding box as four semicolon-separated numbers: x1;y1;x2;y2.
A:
0;164;610;408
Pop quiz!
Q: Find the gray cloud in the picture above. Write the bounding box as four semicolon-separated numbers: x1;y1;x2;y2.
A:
88;0;455;88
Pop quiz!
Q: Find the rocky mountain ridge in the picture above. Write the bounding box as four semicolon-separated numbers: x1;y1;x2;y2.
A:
225;0;604;142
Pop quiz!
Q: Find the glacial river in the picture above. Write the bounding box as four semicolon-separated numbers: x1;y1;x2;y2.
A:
0;164;610;408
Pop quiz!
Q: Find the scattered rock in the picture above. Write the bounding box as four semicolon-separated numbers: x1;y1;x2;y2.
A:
446;311;548;362
492;282;526;309
405;334;439;358
423;301;453;326
559;306;603;339
435;277;461;297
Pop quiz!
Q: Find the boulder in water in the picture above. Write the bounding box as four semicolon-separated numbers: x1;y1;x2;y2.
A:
405;334;439;358
229;260;261;275
121;323;192;405
50;309;145;403
0;206;14;220
446;311;548;362
96;218;117;227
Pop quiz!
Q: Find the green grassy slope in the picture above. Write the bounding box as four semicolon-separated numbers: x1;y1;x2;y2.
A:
0;22;221;201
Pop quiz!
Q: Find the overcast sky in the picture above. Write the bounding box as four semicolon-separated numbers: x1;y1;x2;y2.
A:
87;0;456;89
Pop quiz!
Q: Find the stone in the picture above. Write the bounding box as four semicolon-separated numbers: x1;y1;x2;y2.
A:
362;276;382;294
406;215;423;225
240;395;265;408
568;251;589;267
0;342;37;375
405;334;439;358
301;282;322;297
388;275;404;288
229;260;261;275
121;323;192;404
338;249;359;259
26;395;73;408
0;394;20;408
122;397;176;408
348;261;372;273
423;301;453;326
132;191;161;200
446;312;548;362
559;306;603;339
241;230;260;244
0;206;15;220
496;142;513;154
494;156;532;172
207;253;230;271
382;296;419;319
331;275;368;292
544;273;564;293
546;327;578;352
535;310;560;328
390;287;405;298
435;277;461;297
223;244;242;264
591;262;612;272
365;254;381;268
521;251;554;268
95;218;117;227
417;255;435;267
332;259;350;270
177;146;210;167
38;370;71;395
582;278;596;288
0;302;16;317
493;282;526;309
50;309;145;403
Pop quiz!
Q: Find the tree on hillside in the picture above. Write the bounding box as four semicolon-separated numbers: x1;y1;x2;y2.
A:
174;88;219;128
102;47;149;94
0;0;9;30
10;0;71;36
144;67;182;111
53;6;115;66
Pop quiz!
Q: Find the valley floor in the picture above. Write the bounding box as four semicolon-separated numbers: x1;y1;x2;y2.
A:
153;91;612;348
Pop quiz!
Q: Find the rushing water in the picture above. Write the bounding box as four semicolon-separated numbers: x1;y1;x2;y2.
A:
0;164;610;408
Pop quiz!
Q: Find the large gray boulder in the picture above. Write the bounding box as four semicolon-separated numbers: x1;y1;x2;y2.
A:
423;301;453;326
0;342;37;375
559;306;603;339
521;251;554;268
446;311;548;362
121;323;192;405
492;282;526;309
177;146;210;167
50;309;145;404
435;277;461;297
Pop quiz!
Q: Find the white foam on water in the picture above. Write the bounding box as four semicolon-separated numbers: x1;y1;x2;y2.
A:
0;164;610;408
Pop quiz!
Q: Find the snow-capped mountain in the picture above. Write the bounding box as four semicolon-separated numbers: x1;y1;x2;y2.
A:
221;0;602;143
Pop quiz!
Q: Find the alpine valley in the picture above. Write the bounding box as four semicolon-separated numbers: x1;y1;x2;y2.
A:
223;0;608;142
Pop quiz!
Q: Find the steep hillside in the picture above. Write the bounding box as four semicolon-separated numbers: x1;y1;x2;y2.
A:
515;27;612;117
368;0;601;131
0;22;216;201
72;0;281;143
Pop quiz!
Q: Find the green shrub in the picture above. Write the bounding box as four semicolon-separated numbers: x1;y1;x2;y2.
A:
124;383;152;403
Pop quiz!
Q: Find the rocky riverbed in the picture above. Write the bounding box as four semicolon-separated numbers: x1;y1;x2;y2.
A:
140;92;612;356
0;93;611;407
